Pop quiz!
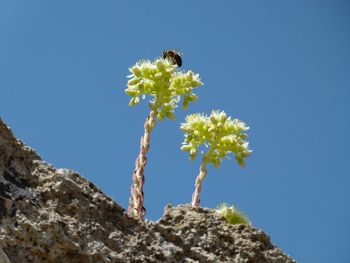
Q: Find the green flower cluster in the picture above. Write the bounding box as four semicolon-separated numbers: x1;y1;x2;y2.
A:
125;58;202;121
180;110;251;168
216;203;251;225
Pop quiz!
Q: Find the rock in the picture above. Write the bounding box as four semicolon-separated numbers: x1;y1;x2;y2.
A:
0;118;296;263
0;248;11;263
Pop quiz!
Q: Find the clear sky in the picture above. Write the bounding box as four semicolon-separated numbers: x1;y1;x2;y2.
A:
1;1;349;262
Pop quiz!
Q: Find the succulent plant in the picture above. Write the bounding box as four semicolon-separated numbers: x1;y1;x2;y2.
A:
180;110;251;207
216;203;251;225
125;57;202;220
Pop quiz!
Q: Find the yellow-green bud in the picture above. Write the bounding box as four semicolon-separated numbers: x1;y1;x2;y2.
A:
125;89;138;96
127;78;139;86
181;145;192;152
131;66;142;77
166;111;176;120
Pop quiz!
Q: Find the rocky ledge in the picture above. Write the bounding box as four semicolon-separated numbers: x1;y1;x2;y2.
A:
0;118;296;263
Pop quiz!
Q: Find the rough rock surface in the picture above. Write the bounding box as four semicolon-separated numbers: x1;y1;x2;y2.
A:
0;118;296;263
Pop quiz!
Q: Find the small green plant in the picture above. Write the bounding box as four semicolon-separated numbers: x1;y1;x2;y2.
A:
125;56;202;220
216;203;251;225
180;110;252;207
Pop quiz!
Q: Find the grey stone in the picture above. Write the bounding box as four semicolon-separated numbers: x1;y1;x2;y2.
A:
0;118;296;263
0;248;11;263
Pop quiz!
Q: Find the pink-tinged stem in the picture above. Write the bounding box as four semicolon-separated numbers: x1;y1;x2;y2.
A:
128;111;156;220
191;163;207;207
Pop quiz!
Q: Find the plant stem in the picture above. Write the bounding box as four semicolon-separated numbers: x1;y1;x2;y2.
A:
191;162;208;207
128;110;157;220
191;143;217;207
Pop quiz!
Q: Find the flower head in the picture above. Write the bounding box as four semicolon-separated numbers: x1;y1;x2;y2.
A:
125;58;202;121
181;110;252;167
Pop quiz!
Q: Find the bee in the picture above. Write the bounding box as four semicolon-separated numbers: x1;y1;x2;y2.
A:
162;49;182;67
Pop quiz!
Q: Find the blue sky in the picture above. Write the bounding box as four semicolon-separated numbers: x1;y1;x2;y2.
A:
1;1;349;262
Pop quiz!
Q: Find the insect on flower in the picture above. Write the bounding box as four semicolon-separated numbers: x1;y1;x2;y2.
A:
162;49;182;67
